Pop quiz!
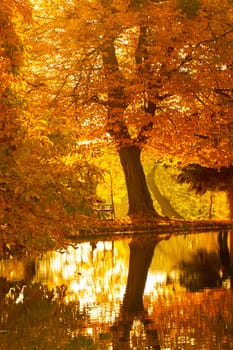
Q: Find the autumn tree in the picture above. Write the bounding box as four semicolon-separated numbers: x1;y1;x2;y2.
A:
0;0;102;254
26;0;233;218
0;0;32;248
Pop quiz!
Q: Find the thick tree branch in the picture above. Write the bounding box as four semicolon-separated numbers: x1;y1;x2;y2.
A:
101;38;131;144
214;88;233;102
135;25;157;144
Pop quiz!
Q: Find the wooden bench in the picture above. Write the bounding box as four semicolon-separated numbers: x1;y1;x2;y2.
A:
94;203;115;219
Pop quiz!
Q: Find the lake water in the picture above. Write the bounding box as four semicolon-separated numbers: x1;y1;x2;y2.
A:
0;231;233;349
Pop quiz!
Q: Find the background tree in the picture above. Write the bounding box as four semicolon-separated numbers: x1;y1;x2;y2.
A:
26;0;233;217
147;163;183;219
177;164;233;219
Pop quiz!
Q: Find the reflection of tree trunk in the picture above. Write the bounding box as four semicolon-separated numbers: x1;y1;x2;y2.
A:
228;187;233;220
24;258;36;283
112;237;161;349
119;146;160;216
147;164;183;219
229;229;233;289
123;238;159;312
228;189;233;271
218;230;231;277
111;316;160;349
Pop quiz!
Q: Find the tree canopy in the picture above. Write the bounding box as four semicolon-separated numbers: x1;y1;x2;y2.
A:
1;0;233;251
27;0;233;166
25;0;233;216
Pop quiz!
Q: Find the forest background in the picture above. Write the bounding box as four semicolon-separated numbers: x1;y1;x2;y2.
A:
1;0;233;253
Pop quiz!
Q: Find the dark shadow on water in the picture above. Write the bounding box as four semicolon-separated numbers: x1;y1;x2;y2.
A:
179;230;232;291
179;248;221;291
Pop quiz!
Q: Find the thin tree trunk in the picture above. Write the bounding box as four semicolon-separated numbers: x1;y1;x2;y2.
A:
147;164;183;219
119;145;159;216
209;193;213;219
228;187;233;220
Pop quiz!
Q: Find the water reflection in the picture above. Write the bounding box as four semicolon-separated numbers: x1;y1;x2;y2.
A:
36;241;128;322
0;231;233;349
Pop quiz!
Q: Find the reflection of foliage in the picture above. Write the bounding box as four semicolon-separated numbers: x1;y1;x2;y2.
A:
64;335;95;349
177;0;201;18
0;280;103;350
0;274;109;350
179;249;220;292
150;288;233;349
64;334;111;350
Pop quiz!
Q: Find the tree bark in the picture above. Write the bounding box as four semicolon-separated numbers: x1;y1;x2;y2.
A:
119;145;159;216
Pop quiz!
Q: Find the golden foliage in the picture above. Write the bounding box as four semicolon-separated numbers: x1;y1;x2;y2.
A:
1;0;233;249
26;0;233;167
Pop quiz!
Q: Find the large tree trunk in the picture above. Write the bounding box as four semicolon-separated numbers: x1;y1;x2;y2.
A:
101;24;162;217
119;145;159;216
123;238;159;312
